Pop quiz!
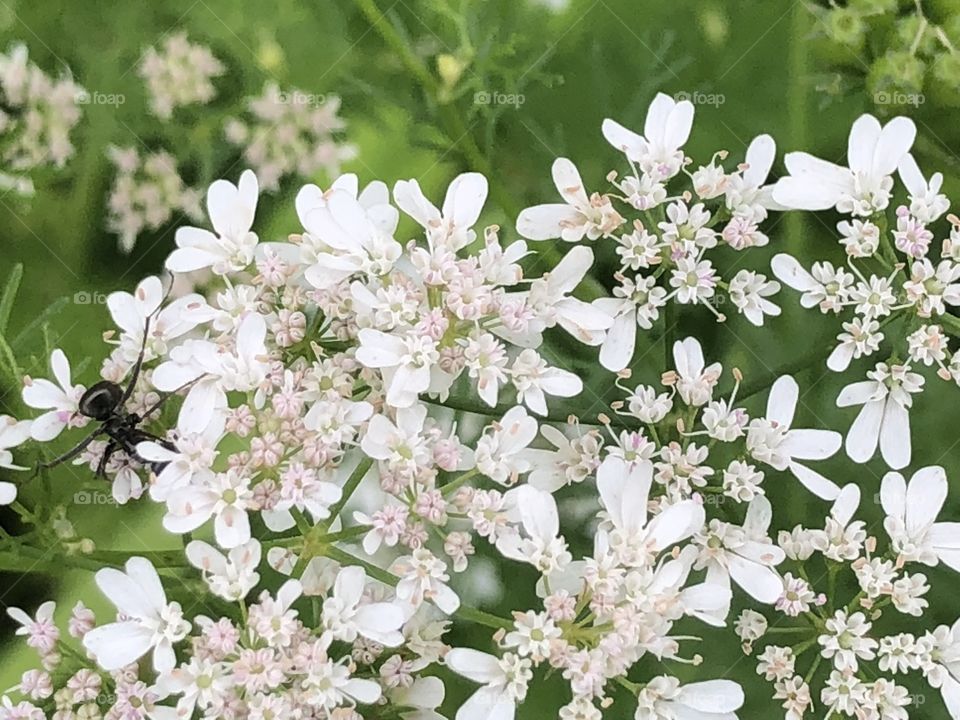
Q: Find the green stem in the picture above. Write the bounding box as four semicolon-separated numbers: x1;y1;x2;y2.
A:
441;468;479;496
324;457;374;529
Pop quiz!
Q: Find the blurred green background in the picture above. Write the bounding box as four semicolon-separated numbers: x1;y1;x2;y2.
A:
1;0;959;717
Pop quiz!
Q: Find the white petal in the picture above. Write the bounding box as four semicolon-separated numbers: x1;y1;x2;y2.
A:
766;375;798;428
782;429;841;460
344;678;382;704
743;134;776;187
676;680;745;713
879;399;911;470
847;114;882;175
788;462;841;501
82;622;154;671
880;472;907;522
872;116;916;177
446;648;502;684
845;400;884;463
727;554;782;603
598;308;636;372
601;118;645;160
442;172;488;229
770;254;819;293
905;466;947;537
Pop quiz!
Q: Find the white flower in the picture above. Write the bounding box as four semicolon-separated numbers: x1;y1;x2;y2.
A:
446;648;533;720
671;337;721;407
668;256;719;306
166;169;260;274
392;548;460;615
811;484;866;562
602;92;695;180
727;269;780;327
463;332;509;407
898;153;950;223
818;610;877;672
301;187;402;288
747;375;842;500
516;158;624;242
153;311;270;433
137;410;226;503
595;275;667;371
0;416;31;484
771;255;854;314
322;565;406;647
474;406;539;485
524;246;613;345
925;620;960;718
394;172;487;251
634;676;744;720
496;485;572;576
21;348;85;441
597;457;705;568
903;258;960;317
827;317;883;372
724;134;785;222
837;362;924;470
773;114;916;216
696;496;785;604
880;466;960;570
185;539;261;601
163;468;254;548
298;634;383;711
153;656;231;720
659;200;717;249
390;676;447;720
106;275;205;364
356;329;439;408
83;557;191;672
509;349;582;415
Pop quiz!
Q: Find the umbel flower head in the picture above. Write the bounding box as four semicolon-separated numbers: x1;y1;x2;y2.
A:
4;90;960;720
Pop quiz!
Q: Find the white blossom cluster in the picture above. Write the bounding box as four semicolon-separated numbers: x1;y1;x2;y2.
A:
2;96;960;720
105;146;204;253
224;83;357;192
771;114;960;471
517;92;784;373
138;32;225;120
0;43;84;197
733;464;960;720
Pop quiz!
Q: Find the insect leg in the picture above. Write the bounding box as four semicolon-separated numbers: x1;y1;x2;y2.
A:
38;426;105;470
95;440;119;478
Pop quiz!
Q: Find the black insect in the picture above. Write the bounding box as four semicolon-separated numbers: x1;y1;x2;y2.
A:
39;317;179;477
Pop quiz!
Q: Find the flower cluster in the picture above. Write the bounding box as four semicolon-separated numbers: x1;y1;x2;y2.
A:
0;43;83;196
224;83;356;192
138;32;225;119
771;113;960;471
105;146;204;253
731;465;960;720
3;95;960;720
517;92;784;373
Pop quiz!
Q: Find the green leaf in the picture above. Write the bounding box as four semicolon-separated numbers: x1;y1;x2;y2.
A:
0;331;21;385
11;296;69;351
0;263;23;336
